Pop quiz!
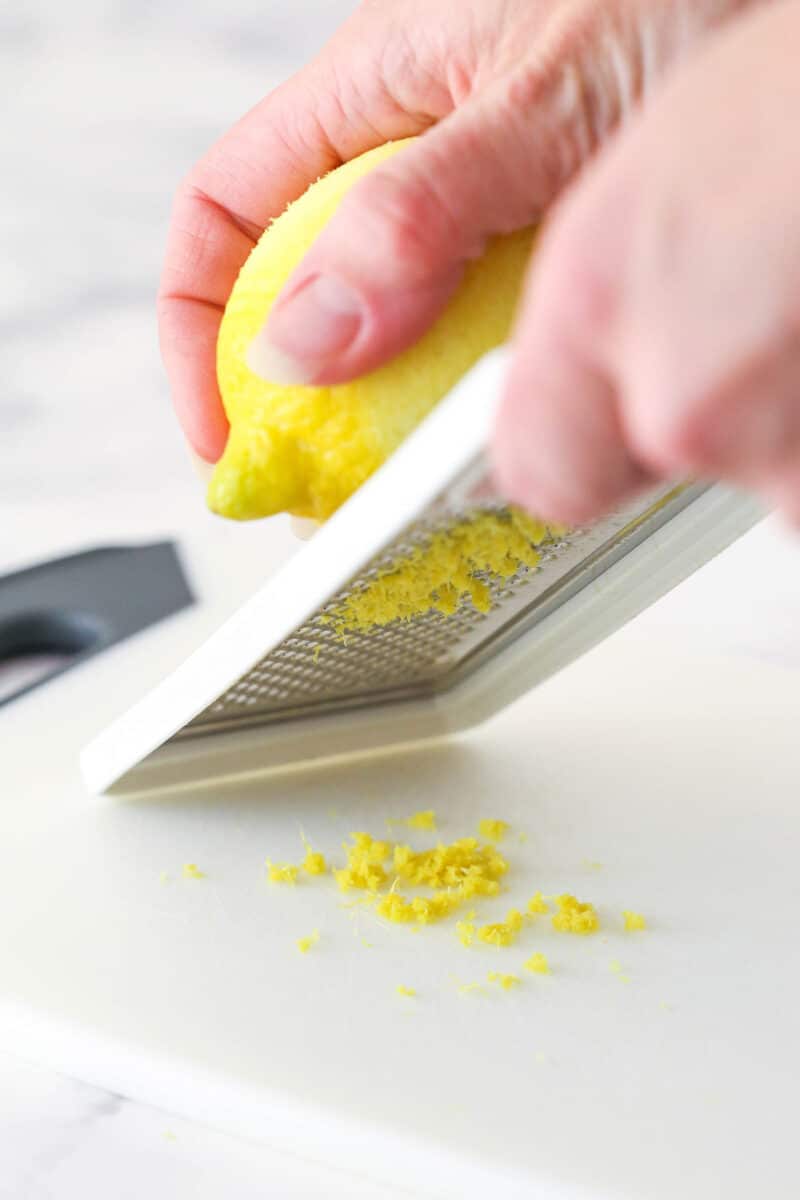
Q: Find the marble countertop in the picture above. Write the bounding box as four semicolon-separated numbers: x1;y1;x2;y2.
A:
0;2;388;1195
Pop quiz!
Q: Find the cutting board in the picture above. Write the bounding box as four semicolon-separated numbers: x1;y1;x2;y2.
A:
2;517;799;1200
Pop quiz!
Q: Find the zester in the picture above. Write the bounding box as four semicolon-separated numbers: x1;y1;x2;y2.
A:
81;348;763;796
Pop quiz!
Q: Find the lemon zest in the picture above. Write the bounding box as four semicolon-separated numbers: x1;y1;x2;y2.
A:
488;972;520;991
527;891;549;916
456;920;477;947
267;861;299;885
477;908;524;948
404;809;437;832
551;893;599;934
478;818;509;842
524;952;551;975
330;511;552;635
297;930;320;954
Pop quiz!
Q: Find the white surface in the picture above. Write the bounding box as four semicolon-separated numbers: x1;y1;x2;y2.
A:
3;513;800;1199
0;1052;411;1200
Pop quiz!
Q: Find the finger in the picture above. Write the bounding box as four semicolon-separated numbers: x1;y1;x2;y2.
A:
492;255;654;525
496;0;800;524
248;0;750;387
158;55;432;460
248;9;640;388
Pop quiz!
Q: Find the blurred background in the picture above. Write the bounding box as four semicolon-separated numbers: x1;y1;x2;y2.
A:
0;0;354;577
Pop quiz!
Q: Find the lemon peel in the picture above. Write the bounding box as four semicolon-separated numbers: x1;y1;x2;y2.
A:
211;140;535;522
622;910;647;931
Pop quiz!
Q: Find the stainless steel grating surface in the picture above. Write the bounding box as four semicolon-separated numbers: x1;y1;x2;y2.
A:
177;470;704;741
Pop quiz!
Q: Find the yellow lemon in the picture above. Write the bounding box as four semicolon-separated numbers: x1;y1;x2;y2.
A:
209;139;535;522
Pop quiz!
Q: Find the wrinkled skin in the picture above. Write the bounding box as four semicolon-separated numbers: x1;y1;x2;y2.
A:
159;0;800;527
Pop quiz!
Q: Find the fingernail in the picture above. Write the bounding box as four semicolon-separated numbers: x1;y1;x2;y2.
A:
246;274;365;384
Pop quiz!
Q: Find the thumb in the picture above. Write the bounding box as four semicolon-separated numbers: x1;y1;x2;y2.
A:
248;0;744;386
247;8;642;386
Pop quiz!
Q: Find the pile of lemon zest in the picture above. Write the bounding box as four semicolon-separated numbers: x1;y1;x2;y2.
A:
182;863;206;880
524;952;551;975
396;985;417;998
297;930;320;954
488;972;520;991
622;910;647;931
456;920;476;947
478;908;524;948
267;861;299;885
527;891;549;916
551;893;599;934
478;818;509;842
329;510;554;636
376;889;463;925
392;837;508;891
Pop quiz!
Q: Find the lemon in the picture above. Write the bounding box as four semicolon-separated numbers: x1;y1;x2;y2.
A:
209;139;535;522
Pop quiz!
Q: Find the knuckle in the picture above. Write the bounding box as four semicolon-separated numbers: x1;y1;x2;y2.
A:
496;61;548;121
343;168;457;279
627;401;715;474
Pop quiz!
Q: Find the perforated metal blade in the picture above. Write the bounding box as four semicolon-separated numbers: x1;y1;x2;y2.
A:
81;349;763;796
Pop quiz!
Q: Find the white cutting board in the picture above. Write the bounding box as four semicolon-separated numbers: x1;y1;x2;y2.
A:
2;516;799;1200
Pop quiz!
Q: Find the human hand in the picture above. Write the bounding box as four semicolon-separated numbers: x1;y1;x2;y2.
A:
158;0;753;465
492;0;800;526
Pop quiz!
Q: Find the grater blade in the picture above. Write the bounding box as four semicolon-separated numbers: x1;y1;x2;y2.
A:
81;348;763;796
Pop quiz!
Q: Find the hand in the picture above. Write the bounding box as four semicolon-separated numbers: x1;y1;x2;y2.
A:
492;0;800;526
158;0;753;464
